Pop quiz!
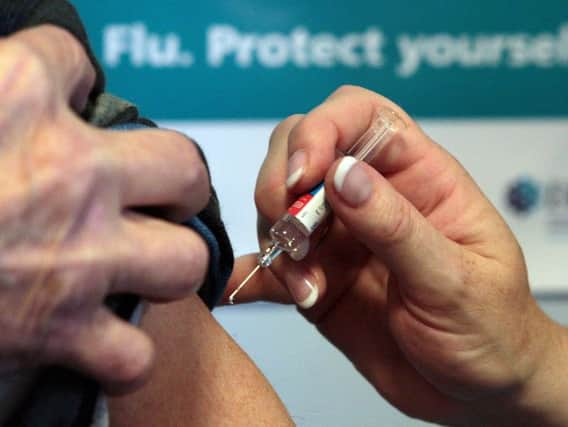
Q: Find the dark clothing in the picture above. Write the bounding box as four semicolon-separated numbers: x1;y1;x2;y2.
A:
0;1;234;425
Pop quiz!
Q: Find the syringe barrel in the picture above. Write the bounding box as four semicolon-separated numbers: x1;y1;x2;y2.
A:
267;108;406;263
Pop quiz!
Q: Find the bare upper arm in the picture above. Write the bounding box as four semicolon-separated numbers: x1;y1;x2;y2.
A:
108;294;293;426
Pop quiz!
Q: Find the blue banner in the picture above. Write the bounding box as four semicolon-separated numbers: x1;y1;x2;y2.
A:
75;0;568;119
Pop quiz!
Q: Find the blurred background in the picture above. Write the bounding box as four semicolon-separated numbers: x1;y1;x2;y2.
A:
74;1;568;425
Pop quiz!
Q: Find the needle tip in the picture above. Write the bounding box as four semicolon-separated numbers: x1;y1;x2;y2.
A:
227;264;261;306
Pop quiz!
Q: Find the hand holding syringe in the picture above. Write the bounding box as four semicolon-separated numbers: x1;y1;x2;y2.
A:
229;108;407;304
225;86;556;424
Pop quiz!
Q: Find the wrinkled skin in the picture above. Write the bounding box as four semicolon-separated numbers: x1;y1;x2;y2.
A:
0;25;210;393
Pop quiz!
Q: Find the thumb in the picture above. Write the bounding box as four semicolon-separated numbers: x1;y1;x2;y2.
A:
325;156;464;303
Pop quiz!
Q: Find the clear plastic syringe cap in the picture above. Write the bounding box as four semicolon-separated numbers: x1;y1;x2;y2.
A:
347;108;408;163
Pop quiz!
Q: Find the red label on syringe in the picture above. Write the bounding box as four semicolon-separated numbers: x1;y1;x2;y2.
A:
288;183;330;234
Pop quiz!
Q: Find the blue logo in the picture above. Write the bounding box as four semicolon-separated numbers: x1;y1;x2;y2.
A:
507;177;540;214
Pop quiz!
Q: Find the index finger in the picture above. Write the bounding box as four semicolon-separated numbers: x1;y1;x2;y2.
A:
286;85;429;194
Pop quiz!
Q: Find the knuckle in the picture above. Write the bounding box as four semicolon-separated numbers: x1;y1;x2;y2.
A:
329;85;399;118
379;197;414;246
167;129;198;156
0;268;73;354
288;111;336;151
331;84;363;98
56;26;95;83
4;117;106;221
0;39;52;106
153;231;210;300
0;189;28;239
30;161;90;218
283;113;305;126
105;343;154;388
268;114;304;147
174;135;211;213
185;158;210;212
178;233;210;296
253;181;279;218
49;24;85;56
287;116;309;145
35;130;112;213
75;138;114;187
32;263;96;316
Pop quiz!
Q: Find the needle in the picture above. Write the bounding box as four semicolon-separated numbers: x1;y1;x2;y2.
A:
228;245;284;305
228;264;261;305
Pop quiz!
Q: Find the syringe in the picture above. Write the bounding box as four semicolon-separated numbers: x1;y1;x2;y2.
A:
228;108;407;304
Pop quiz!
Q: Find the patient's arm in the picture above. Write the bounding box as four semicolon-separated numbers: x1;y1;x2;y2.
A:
108;295;293;426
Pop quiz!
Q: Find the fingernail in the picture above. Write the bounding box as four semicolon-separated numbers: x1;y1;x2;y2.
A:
286;150;307;189
285;269;319;309
334;156;373;207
